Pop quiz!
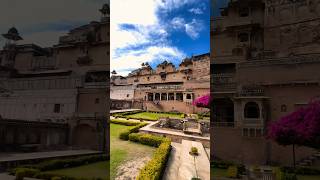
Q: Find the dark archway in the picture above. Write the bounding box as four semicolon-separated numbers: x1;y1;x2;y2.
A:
244;102;260;118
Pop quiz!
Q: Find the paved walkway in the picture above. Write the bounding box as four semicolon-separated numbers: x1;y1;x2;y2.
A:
0;150;101;162
164;140;210;180
110;109;142;114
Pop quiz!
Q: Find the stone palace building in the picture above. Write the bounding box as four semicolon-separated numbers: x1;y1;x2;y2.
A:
211;0;320;165
111;53;210;114
0;4;109;152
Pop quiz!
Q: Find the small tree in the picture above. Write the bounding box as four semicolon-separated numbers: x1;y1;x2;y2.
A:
267;99;320;168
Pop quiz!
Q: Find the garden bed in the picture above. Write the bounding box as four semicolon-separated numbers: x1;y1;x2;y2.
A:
110;119;171;180
11;154;108;180
110;121;155;179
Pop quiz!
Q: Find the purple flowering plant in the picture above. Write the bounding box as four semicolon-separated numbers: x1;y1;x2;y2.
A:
267;99;320;167
267;99;320;149
192;94;212;108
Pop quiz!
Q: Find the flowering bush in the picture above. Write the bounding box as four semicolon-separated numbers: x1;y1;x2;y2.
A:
267;99;320;149
192;94;211;108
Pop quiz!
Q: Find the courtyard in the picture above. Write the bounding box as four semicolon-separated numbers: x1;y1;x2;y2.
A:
110;109;210;180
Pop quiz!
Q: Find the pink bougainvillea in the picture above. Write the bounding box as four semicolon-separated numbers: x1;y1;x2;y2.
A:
267;99;320;149
192;94;211;108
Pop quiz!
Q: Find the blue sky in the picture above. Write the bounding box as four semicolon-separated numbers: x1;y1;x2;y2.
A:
111;0;210;76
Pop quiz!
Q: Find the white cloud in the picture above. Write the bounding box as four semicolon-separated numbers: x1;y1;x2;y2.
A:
111;46;185;76
111;0;186;76
185;19;203;39
171;17;185;30
156;0;197;11
189;8;203;14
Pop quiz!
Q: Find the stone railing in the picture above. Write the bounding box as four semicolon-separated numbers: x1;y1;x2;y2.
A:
243;118;264;126
238;54;320;68
211;121;235;127
211;73;237;92
239;88;264;96
211;74;235;83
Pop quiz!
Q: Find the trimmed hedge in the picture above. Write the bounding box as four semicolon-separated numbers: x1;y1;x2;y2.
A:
15;168;40;180
129;133;166;147
137;139;171;180
110;119;141;126
119;123;148;140
211;160;245;175
13;154;107;172
14;168;108;180
227;166;238;178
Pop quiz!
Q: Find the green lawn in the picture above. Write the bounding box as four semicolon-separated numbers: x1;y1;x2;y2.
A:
45;161;109;179
126;112;183;121
110;123;155;179
210;167;228;178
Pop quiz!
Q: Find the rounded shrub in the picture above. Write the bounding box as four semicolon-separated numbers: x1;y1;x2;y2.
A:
227;166;238;178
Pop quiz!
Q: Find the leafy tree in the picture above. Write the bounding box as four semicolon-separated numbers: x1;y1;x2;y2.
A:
267;99;320;168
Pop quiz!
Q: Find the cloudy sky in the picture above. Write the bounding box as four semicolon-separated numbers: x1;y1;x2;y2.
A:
111;0;210;76
0;0;108;48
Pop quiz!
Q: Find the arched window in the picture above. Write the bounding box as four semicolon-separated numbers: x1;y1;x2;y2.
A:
161;93;167;101
244;102;260;118
155;93;160;101
176;93;183;101
168;93;174;100
281;104;287;112
186;94;192;99
148;93;153;101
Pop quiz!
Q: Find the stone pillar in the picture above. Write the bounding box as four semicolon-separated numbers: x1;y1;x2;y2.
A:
166;93;168;101
153;93;155;101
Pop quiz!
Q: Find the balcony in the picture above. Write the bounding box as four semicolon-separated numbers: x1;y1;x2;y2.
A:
211;73;237;92
212;121;235;127
243;118;264;127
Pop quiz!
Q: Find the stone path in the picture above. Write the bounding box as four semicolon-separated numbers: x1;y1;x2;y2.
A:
0;150;101;162
163;140;210;180
115;156;151;180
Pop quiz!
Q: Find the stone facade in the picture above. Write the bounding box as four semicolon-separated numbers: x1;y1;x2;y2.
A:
211;0;320;165
0;4;109;152
111;54;210;114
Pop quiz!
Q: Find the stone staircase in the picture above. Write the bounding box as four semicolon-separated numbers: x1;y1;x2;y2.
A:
298;151;320;167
